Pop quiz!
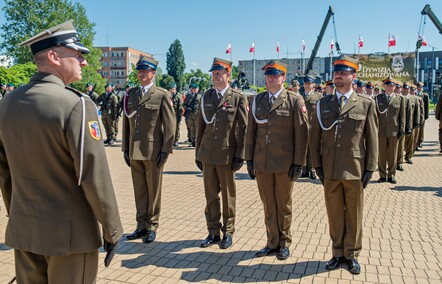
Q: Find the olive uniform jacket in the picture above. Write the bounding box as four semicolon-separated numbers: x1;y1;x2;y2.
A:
418;92;430;120
122;85;176;160
407;95;421;130
303;91;323;123
246;89;309;173
196;87;248;165
376;93;406;138
0;73;123;256
310;92;378;180
435;94;442;121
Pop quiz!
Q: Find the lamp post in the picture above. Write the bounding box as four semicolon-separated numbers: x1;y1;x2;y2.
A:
428;45;438;101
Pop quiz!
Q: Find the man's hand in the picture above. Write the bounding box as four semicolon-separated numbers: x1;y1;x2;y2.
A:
156;152;169;168
123;150;130;167
246;160;255;180
315;167;324;185
195;159;203;171
231;157;244;172
361;170;373;189
288;164;303;181
103;239;120;267
397;131;404;139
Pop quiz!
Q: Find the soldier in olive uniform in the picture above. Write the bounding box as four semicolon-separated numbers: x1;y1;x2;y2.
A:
122;56;176;243
365;81;374;98
416;82;430;148
196;58;248;249
169;82;184;147
100;83;119;145
0;21;123;284
412;85;425;156
396;82;414;171
356;80;366;95
376;77;406;184
301;75;322;179
404;83;421;162
435;92;442;153
310;55;378;275
246;61;309;261
183;83;201;147
86;82;99;106
325;80;335;96
289;79;301;94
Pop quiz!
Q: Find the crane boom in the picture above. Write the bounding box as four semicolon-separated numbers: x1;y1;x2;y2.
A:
421;4;442;35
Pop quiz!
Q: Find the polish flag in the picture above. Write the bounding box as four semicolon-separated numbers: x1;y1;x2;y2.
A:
302;39;306;51
226;43;231;54
388;34;397;47
418;34;427;46
358;36;364;48
330;38;335;50
276;41;280;53
249;42;255;53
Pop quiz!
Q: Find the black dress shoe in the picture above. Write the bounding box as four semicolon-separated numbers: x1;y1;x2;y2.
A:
104;139;110;144
126;229;147;240
377;177;386;183
277;247;290;260
396;164;404;171
346;259;361;274
309;172;317;180
387;177;397;184
142;230;156;243
405;158;413;164
219;233;233;249
200;235;221;247
325;257;345;270
255;246;278;257
300;172;309;178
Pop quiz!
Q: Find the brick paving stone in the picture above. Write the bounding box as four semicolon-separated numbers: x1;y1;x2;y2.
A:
1;115;441;283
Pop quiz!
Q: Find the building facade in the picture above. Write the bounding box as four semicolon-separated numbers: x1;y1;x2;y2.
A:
97;47;152;89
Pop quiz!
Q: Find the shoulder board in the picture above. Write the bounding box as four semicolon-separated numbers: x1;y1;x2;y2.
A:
156;86;168;93
66;86;86;98
231;88;243;94
287;90;298;96
357;93;372;101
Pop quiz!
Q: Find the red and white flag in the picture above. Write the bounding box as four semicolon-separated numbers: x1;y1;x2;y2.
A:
225;43;231;54
276;41;280;53
249;42;255;53
330;38;335;50
358;36;364;48
418;34;427;46
302;39;306;51
388;34;397;47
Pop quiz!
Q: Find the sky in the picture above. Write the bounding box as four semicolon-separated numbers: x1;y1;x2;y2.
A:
1;0;442;73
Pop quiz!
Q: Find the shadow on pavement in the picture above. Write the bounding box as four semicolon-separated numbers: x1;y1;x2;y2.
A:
117;239;328;282
163;171;202;176
392;185;442;197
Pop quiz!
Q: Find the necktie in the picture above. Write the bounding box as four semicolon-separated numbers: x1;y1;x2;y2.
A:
217;91;222;103
387;95;391;103
339;95;346;110
270;95;276;107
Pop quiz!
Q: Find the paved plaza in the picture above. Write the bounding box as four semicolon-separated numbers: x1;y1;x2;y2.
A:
1;115;441;284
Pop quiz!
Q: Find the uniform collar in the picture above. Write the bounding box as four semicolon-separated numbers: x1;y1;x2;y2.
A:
216;85;229;97
140;82;154;93
336;89;352;101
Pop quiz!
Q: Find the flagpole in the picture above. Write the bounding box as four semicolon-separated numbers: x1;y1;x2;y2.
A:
388;33;390;54
229;43;232;62
253;49;256;88
358;35;360;55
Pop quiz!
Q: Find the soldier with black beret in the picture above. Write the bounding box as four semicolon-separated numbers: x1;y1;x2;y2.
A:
85;82;99;106
0;20;123;283
122;55;176;244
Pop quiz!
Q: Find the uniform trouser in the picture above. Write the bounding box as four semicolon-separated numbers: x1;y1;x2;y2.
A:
101;114;115;140
418;120;426;145
303;145;315;175
396;135;405;164
413;127;421;152
174;117;181;143
185;114;197;143
203;163;236;235
439;121;442;150
404;132;415;160
378;136;398;178
130;159;163;231
14;249;98;284
323;179;363;260
114;117;119;137
256;171;293;249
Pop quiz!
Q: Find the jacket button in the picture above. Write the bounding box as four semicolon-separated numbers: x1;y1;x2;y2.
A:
337;144;341;147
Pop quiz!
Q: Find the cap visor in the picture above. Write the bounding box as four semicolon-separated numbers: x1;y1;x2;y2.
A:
64;42;90;54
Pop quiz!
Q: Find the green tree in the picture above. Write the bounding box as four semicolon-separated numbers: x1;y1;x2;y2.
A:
166;39;185;91
183;69;211;92
231;65;239;80
1;0;104;92
157;74;175;90
0;62;37;86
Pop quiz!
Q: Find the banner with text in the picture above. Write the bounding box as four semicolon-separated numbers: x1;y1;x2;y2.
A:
356;52;415;85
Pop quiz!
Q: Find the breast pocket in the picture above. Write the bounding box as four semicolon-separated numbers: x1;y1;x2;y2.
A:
145;104;160;119
348;113;366;133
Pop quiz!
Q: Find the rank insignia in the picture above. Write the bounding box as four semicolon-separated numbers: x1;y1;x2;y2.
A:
88;121;101;140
